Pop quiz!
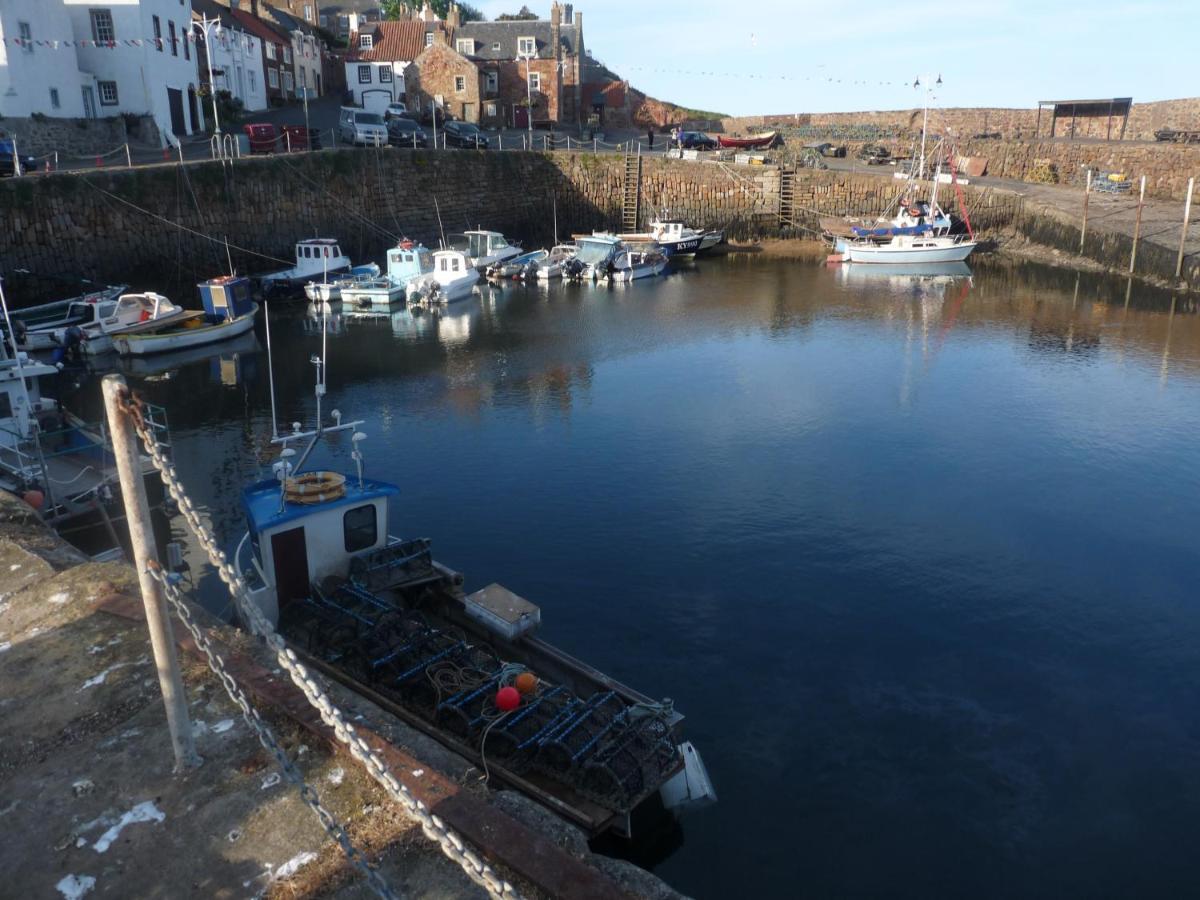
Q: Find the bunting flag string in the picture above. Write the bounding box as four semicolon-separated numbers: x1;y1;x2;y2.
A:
1;34;321;59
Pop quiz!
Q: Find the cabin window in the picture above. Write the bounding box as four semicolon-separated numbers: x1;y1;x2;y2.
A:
301;246;310;258
451;258;460;271
440;258;448;272
0;393;12;420
344;504;377;552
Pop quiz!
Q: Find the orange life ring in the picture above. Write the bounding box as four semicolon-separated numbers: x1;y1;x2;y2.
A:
284;471;347;505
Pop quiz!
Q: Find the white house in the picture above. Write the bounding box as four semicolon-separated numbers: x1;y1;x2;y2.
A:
344;20;425;113
193;8;268;113
61;0;204;146
0;0;91;118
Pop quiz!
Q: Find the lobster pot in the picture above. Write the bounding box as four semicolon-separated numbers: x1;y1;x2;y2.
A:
537;691;625;774
581;715;679;808
485;686;572;766
197;275;255;321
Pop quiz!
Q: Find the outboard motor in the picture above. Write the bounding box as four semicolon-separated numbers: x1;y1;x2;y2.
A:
563;257;585;280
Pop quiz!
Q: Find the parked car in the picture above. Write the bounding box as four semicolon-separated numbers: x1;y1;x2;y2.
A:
442;121;490;149
420;106;448;127
384;102;410;121
242;123;279;154
339;107;388;146
0;138;37;176
672;131;718;151
387;118;428;148
857;143;890;164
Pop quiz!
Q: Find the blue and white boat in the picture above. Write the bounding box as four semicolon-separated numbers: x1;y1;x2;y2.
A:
487;249;549;279
232;339;717;837
304;263;383;303
341;241;435;307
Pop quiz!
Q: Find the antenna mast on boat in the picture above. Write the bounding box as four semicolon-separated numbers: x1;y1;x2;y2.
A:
224;235;235;277
264;299;280;440
434;197;447;249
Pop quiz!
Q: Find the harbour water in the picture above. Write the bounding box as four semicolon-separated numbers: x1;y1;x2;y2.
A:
110;257;1199;898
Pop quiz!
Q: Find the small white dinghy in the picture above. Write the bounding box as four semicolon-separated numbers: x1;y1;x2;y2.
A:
605;247;668;282
535;244;577;280
488;249;548;280
303;263;382;303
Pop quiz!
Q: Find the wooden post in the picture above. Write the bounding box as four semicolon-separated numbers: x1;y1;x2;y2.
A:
101;375;200;771
1176;176;1194;279
1130;174;1146;273
1079;169;1092;254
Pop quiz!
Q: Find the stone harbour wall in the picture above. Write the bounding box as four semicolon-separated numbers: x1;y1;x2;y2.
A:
0;114;151;162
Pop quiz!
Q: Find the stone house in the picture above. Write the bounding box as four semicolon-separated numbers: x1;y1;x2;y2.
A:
344;20;424;112
61;0;204;144
447;2;585;128
265;5;326;98
192;0;270;113
404;41;483;125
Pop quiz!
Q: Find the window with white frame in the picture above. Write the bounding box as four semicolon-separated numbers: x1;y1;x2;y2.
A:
485;102;496;117
50;88;61;109
491;41;500;51
517;37;535;57
90;9;115;43
284;46;292;64
304;4;313;21
283;71;294;92
454;75;466;93
528;72;540;91
358;65;371;84
152;15;162;51
359;33;373;50
425;32;434;47
456;39;473;54
18;22;32;52
168;20;177;56
379;66;392;83
266;42;276;60
98;81;119;105
485;71;497;92
268;68;279;89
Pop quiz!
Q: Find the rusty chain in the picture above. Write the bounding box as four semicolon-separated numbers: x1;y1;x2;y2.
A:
117;385;519;900
147;564;399;900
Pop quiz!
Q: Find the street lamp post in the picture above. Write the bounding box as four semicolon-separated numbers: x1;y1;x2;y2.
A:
912;73;942;179
194;15;221;138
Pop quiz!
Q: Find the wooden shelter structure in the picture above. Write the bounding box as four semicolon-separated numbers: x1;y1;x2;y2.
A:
1036;98;1133;141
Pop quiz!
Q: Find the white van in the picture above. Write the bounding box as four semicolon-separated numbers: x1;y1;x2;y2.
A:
339;107;388;147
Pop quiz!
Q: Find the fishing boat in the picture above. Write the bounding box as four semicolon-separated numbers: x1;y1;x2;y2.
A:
407;249;479;303
535;244;577;280
619;221;704;257
0;305;169;533
487;249;548;280
605;246;668;282
111;276;259;357
716;131;779;149
6;284;127;352
459;230;523;270
46;292;193;357
258;239;352;294
844;234;977;264
232;334;717;840
303;264;382;303
341;241;435;308
563;234;623;281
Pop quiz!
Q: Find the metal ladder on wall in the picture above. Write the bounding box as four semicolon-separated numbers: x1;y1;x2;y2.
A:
622;148;642;232
778;168;797;230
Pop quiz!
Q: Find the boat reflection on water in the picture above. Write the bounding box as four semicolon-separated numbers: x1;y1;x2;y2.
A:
116;330;259;385
836;260;973;288
436;306;473;346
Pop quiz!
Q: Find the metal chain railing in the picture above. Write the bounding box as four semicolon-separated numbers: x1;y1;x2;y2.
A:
148;564;399;900
115;386;519;900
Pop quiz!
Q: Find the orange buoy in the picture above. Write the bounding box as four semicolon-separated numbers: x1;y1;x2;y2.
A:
22;489;44;510
514;672;537;695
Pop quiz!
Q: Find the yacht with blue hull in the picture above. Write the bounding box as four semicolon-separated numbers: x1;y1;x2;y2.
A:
234;363;715;838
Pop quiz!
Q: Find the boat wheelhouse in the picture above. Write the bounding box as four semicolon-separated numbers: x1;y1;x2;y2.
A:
259;239;352;293
342;242;435;307
460;231;522;270
407;249;479;303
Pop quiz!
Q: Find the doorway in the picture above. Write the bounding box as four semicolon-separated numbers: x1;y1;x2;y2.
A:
187;87;199;132
270;527;311;610
167;86;186;137
81;86;96;119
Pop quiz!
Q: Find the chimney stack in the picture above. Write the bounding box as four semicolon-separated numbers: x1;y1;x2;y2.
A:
562;4;574;24
446;2;461;29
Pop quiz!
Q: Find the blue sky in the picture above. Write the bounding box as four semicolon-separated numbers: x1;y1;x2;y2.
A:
475;0;1199;114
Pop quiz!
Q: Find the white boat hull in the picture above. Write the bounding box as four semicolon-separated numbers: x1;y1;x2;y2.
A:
846;240;977;264
342;284;407;307
606;259;667;282
112;307;258;357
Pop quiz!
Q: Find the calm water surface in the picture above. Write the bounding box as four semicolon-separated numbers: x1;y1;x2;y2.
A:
129;257;1200;899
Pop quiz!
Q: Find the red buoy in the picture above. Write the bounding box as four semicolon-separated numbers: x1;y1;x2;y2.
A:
22;489;44;510
495;686;520;712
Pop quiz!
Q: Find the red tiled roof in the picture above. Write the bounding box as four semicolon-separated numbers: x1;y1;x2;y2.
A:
347;20;426;62
228;8;288;47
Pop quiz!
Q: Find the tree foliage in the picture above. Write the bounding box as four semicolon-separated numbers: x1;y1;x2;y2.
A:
380;0;484;21
497;5;538;19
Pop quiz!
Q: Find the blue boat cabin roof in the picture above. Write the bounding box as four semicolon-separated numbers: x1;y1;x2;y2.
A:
242;475;400;536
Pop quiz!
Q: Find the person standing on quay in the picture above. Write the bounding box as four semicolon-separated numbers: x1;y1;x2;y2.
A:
647;126;654;149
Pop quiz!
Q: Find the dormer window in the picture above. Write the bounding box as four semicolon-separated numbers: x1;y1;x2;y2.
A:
456;38;473;54
517;36;535;57
359;33;373;50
